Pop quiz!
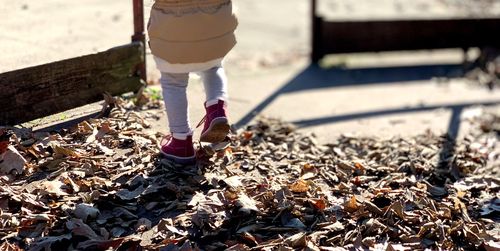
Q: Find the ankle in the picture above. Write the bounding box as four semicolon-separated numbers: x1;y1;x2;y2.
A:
205;99;227;108
171;131;193;140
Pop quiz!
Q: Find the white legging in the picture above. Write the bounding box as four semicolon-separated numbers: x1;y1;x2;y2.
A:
159;66;228;134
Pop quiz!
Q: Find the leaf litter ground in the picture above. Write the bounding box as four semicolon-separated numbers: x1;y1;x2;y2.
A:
0;95;498;251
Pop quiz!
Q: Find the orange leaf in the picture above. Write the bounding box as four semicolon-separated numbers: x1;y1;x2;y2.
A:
373;188;392;195
242;131;254;140
354;162;365;171
344;196;359;213
310;198;327;211
290;179;309;193
217;147;233;158
303;163;314;171
351;176;362;186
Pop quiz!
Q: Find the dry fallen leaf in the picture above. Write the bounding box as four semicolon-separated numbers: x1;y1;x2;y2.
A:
236;193;260;214
74;203;100;222
344;196;360;213
51;144;81;158
310;198;327;211
301;163;318;180
0;145;26;175
0;94;498;250
289;179;309;193
42;180;69;196
483;240;500;251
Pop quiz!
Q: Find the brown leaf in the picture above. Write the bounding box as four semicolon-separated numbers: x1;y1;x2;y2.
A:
386;243;412;251
483;240;500;251
322;221;344;232
77;121;94;134
42;180;69;196
51;144;81;158
285;232;307;248
158;218;187;236
301;163;318;180
239;232;259;246
354;162;366;174
0;145;26;175
386;201;406;219
66;218;102;240
224;176;243;190
29;234;72;251
77;237;141;250
236;193;260;214
226;244;251;251
364;201;384;216
86;122;111;143
74;203;100;222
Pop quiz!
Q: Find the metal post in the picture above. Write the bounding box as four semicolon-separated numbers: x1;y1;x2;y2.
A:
132;0;147;83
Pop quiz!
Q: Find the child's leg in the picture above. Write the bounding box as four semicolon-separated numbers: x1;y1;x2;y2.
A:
159;72;192;136
198;66;228;105
197;66;230;143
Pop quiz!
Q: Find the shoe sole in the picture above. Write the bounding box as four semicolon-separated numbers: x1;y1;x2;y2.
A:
160;151;196;165
200;117;230;143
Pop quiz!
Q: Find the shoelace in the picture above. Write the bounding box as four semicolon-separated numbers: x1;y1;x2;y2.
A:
160;134;172;146
196;115;207;129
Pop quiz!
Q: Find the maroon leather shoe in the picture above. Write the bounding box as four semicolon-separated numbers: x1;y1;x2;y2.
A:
198;100;230;143
160;134;196;164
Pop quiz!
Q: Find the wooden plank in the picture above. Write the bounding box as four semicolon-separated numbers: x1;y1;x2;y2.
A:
314;18;500;61
0;42;144;126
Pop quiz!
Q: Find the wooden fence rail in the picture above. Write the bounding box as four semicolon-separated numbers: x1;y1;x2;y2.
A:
0;42;144;126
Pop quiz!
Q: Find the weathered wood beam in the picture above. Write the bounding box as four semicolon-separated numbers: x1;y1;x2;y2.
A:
0;42;144;126
313;18;500;62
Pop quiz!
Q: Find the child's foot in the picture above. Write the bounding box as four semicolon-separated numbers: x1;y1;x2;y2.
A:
160;134;196;165
198;100;230;143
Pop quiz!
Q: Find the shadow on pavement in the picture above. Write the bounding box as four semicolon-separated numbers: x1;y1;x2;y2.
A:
236;63;464;127
236;63;499;183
